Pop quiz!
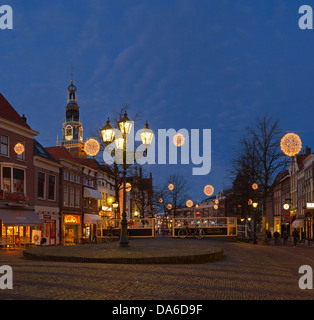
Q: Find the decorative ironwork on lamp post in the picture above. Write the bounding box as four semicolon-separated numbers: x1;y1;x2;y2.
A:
101;112;154;247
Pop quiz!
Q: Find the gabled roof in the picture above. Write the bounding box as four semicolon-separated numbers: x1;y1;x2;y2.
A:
46;146;77;163
34;140;58;163
0;93;31;129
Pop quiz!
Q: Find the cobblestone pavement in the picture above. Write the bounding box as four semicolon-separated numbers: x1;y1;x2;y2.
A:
0;239;313;300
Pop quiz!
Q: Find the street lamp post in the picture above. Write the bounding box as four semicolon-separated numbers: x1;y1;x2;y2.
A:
252;202;258;244
101;112;154;248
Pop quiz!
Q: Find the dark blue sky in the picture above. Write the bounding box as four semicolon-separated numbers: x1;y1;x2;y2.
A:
1;0;314;202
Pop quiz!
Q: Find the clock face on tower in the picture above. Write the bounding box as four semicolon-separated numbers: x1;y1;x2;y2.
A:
65;125;73;141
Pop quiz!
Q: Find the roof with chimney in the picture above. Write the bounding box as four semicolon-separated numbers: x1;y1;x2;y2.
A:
0;93;31;129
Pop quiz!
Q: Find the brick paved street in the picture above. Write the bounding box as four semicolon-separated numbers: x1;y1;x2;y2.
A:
0;239;313;300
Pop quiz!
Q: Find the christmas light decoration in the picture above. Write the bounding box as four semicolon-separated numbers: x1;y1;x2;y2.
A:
168;184;174;191
84;139;100;157
14;143;25;155
173;133;185;147
252;183;258;190
280;133;302;157
204;185;214;197
186;200;193;208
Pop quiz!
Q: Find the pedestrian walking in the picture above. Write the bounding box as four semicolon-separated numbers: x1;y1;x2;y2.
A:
292;229;299;248
273;231;280;245
266;230;272;245
282;230;288;245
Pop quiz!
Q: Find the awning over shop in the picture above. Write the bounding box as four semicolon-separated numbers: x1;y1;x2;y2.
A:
292;219;304;229
83;187;102;200
0;208;43;226
84;213;102;225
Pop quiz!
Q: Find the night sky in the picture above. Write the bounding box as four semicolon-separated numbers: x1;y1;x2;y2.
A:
1;0;314;203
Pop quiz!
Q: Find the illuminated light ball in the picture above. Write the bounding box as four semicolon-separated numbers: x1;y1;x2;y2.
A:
215;200;219;205
204;185;214;197
283;204;290;210
84;139;100;156
14;143;25;155
214;205;219;210
159;198;164;203
167;204;172;210
252;183;258;190
173;133;185;147
168;184;174;191
280;133;302;157
125;183;132;192
186;200;193;208
248;199;253;206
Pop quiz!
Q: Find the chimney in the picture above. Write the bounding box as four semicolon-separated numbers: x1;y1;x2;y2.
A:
306;146;311;156
22;114;27;123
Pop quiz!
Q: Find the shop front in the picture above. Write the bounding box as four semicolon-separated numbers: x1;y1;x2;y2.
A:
83;213;102;243
62;213;82;245
37;211;59;246
0;204;43;247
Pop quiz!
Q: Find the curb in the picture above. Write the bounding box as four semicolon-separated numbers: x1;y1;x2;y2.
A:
23;249;224;265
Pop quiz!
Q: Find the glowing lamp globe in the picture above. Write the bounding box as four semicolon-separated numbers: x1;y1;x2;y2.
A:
173;133;185;147
215;200;219;205
107;197;115;205
214;205;219;210
186;200;193;208
84;139;100;157
280;133;302;157
159;198;164;203
168;184;174;191
140;121;154;146
14;143;25;155
204;185;214;197
101;118;115;144
167;204;172;210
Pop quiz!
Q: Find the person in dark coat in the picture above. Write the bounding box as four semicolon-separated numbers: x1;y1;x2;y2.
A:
273;231;280;245
292;229;299;248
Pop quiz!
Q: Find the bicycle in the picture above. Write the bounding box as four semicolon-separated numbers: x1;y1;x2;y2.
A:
104;226;116;243
178;226;205;240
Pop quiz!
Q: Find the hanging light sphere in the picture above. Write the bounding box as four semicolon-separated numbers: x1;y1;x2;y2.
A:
173;133;185;147
186;200;193;208
214;205;219;210
215;200;219;205
280;133;302;157
159;198;164;203
14;143;25;155
204;185;214;197
167;204;172;210
252;183;258;190
168;184;174;191
84;139;100;156
248;199;253;205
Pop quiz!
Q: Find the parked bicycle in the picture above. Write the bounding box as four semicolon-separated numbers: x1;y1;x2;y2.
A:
178;226;205;240
104;226;116;243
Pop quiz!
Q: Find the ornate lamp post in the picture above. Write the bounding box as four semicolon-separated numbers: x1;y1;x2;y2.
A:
101;112;154;247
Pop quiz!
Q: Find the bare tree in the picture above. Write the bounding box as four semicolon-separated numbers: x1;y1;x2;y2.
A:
231;115;288;244
155;173;190;218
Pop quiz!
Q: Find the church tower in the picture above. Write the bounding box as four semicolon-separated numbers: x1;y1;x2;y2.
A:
58;73;85;158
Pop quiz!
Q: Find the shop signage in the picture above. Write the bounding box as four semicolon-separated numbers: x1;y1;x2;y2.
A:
64;215;80;224
0;190;28;203
43;215;51;220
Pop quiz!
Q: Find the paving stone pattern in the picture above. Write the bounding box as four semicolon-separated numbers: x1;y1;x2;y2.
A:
0;239;313;300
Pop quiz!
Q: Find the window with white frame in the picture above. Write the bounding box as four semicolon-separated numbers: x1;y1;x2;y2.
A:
0;135;9;156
